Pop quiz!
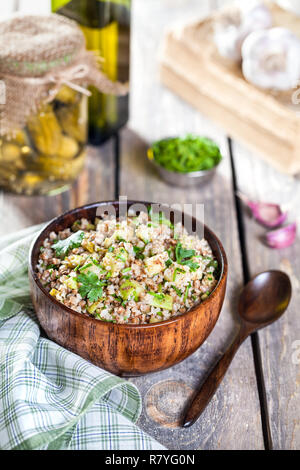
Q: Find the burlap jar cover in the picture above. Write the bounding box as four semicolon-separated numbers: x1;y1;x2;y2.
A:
0;14;128;136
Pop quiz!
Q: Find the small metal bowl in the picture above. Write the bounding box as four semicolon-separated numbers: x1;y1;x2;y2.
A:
147;147;220;188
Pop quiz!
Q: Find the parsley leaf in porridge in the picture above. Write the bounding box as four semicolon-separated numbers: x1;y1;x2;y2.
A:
52;230;85;257
77;272;106;303
36;211;219;324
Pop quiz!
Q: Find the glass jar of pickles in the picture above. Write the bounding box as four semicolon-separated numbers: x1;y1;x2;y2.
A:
0;86;87;195
0;14;127;195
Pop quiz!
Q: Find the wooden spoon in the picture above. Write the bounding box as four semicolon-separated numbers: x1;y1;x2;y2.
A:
182;270;292;428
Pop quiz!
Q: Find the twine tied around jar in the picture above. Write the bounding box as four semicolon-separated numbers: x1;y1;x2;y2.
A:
0;14;128;136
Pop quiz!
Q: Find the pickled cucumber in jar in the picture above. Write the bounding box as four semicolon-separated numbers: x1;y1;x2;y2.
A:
56;99;87;143
27;104;63;155
0;86;87;195
1;142;22;163
55;85;80;105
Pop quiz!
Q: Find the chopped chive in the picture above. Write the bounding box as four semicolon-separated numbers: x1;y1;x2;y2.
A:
116;255;126;262
149;291;165;300
46;264;58;270
151;135;222;173
79;263;93;272
91;258;101;266
184;282;191;303
173;267;185;281
122;267;131;274
172;285;182;296
133;246;145;260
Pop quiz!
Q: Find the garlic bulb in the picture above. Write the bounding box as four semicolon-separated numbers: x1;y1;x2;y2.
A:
242;27;300;90
214;1;272;62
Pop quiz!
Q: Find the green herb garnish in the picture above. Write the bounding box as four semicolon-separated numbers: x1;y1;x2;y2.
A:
175;242;199;272
91;258;101;266
46;264;58;270
97;316;113;323
133;246;145;260
184;283;191;303
165;249;173;268
172;285;182;296
77;272;106;302
149;291;165;300
79;263;93;272
52;230;85;257
175;243;195;262
116;236;126;242
148;206;174;229
116;254;126;262
122;267;131;274
185;261;199;272
151;135;222;173
172;267;185;281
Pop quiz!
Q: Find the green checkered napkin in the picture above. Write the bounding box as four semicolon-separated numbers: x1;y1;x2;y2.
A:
0;224;164;450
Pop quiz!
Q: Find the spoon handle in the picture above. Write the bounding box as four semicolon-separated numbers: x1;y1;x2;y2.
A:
182;328;247;427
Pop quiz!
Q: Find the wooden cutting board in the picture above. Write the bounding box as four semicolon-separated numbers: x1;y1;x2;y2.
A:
160;1;300;175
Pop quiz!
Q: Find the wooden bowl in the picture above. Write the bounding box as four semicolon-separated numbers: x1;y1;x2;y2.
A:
29;200;228;376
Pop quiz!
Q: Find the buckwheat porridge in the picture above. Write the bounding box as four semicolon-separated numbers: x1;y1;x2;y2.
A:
36;210;219;324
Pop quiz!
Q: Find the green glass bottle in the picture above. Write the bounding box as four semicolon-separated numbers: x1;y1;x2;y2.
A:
52;0;130;145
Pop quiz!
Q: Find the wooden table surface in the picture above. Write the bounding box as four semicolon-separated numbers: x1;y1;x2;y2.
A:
1;0;299;450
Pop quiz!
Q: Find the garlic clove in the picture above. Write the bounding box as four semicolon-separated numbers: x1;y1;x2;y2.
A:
238;192;288;228
266;222;297;249
214;1;272;62
242;27;300;90
214;24;242;63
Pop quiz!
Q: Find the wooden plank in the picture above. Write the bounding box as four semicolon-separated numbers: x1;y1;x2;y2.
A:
120;127;263;449
233;141;300;449
126;0;264;450
130;0;215;143
0;142;115;237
